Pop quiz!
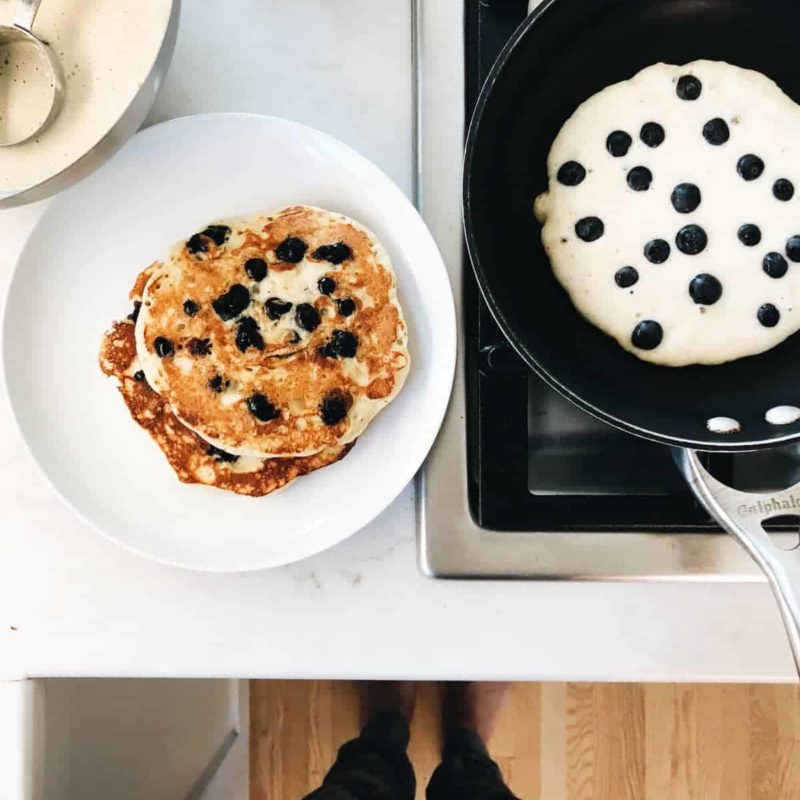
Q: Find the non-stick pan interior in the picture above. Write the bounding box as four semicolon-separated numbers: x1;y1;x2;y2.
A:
465;0;800;451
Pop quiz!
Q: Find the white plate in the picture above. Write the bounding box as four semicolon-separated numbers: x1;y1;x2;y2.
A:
2;114;456;571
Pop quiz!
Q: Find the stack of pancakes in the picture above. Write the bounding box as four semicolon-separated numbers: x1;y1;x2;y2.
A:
100;205;410;496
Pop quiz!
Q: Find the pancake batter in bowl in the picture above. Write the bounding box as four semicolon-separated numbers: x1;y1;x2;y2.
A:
0;0;172;192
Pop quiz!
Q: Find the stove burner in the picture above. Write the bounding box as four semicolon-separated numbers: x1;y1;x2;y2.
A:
463;0;800;533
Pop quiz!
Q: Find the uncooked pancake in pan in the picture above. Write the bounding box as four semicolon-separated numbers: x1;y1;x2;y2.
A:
535;60;800;366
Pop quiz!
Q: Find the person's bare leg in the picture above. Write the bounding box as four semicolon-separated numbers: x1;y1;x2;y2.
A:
361;681;417;727
443;682;511;742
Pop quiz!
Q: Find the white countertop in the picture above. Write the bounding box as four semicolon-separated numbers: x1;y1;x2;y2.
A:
0;0;796;683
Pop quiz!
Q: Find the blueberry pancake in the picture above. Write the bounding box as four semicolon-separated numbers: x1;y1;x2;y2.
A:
135;205;410;457
535;61;800;367
99;308;353;497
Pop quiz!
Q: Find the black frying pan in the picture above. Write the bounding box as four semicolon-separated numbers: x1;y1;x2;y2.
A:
464;0;800;674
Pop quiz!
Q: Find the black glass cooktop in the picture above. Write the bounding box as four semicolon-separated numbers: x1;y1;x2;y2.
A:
463;0;800;531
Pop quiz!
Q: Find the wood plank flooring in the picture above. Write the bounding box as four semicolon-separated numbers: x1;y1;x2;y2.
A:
250;681;800;800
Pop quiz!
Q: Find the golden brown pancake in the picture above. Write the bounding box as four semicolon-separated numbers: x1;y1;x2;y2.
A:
99;318;353;498
135;205;409;457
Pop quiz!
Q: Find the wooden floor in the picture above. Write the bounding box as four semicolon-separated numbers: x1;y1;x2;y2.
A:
250;681;800;800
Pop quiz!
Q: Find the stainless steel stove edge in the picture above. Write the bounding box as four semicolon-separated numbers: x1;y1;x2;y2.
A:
414;0;771;581
415;291;770;580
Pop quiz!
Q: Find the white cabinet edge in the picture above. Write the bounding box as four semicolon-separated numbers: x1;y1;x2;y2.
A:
0;679;45;800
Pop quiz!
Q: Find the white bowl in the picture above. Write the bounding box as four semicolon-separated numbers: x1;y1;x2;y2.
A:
0;0;180;208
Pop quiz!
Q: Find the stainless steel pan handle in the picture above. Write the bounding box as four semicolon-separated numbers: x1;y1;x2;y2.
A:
678;449;800;677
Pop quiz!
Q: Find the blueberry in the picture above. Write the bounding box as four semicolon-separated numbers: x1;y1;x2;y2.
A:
640;122;665;148
246;393;279;422
763;252;788;279
320;329;358;359
737;154;765;181
208;375;225;393
265;297;293;320
187;337;212;356
212;284;250;321
758;303;780;328
133;370;145;382
186;234;208;255
670;183;701;214
627;166;653;192
319;391;350;426
702;118;729;145
557;161;586;186
244;257;268;282
575;217;604;242
312;242;352;264
631;320;663;350
676;75;702;100
644;239;670;264
737;224;761;247
127;301;141;323
676;224;707;255
318;276;337;295
235;316;264;352
689;274;722;305
203;224;231;246
183;299;200;317
606;130;632;157
187;224;231;254
295;303;321;332
154;337;173;358
614;266;639;288
786;236;800;263
275;236;308;263
337;298;356;317
774;179;795;201
206;445;239;464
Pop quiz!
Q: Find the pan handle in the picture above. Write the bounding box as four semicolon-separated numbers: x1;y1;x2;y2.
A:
677;449;800;678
